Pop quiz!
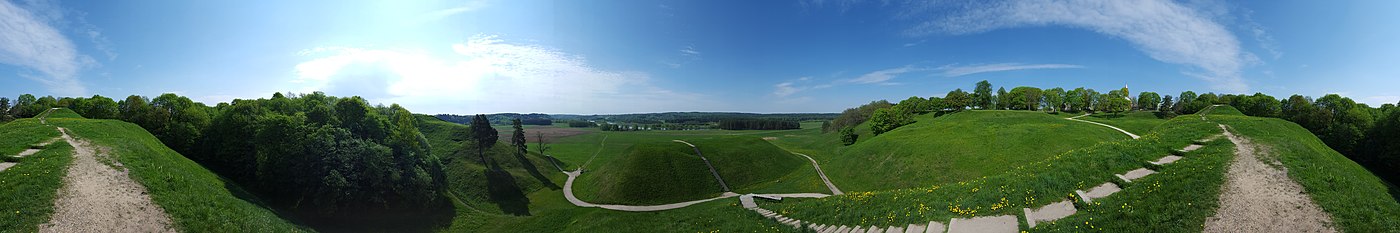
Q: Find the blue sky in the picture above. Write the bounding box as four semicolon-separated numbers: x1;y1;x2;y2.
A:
1;0;1398;114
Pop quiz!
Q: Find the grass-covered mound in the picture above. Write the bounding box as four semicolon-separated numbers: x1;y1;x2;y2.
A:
1205;105;1245;116
577;142;720;205
414;115;565;217
1208;114;1400;232
824;110;1126;191
686;137;826;194
44;118;304;232
0;120;72;232
764;115;1228;230
43;108;85;119
1082;111;1170;135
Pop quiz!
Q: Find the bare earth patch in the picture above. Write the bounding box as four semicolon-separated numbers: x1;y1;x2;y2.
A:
39;128;175;232
1204;124;1335;233
502;126;593;143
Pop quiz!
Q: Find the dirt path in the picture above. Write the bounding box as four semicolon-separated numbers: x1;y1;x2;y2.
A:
578;135;609;170
1066;113;1141;139
39;127;175;232
791;152;843;195
1203;124;1335;233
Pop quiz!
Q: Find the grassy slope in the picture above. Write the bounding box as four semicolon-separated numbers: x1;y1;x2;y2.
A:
45;117;304;232
1208;112;1400;231
0;118;60;156
1082;111;1170;135
687;137;825;194
414;115;566;216
578;142;721;205
822;110;1126;191
764;114;1228;230
43;108;84;119
0;119;73;232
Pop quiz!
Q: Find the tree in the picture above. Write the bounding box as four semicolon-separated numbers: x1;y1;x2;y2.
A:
1160;95;1174;112
944;89;970;111
870;108;912;135
896;96;927;114
826;100;894;133
973;80;994;109
840;127;858;146
83;95;119;119
1065;88;1084;112
996;87;1009;110
1043;88;1065;112
511;119;527;157
1136;92;1161;111
1080;89;1098;112
535;131;551;157
1177;91;1197;113
470;114;498;164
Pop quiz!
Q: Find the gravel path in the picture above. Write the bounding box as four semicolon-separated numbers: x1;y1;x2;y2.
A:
39;127;175;232
1066;113;1141;139
1203;124;1336;233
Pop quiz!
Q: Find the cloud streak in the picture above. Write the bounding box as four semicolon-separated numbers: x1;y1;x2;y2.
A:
877;0;1251;92
848;65;921;84
0;0;86;95
294;35;714;114
938;63;1083;77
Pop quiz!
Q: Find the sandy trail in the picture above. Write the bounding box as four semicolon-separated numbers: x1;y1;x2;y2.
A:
39;127;175;233
1203;124;1335;233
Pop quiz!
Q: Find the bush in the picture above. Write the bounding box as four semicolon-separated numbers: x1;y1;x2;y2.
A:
840;128;858;146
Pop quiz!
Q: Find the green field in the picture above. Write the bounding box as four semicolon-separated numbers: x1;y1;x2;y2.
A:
1081;111;1171;135
44;116;305;232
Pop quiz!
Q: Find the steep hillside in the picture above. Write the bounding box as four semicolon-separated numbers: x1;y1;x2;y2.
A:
824;110;1126;191
686;137;825;194
577;142;721;205
43;116;305;231
414;115;565;216
0;119;73;232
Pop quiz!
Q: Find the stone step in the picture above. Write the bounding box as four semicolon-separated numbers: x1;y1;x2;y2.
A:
15;149;40;158
904;224;925;233
833;225;851;233
0;162;15;172
884;226;903;233
1115;168;1157;183
924;221;947;233
1181;144;1203;152
1075;182;1122;203
947;215;1018;233
1023;200;1078;228
1150;155;1183;165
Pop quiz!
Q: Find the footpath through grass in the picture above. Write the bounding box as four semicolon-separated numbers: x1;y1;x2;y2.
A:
46;118;305;232
1209;114;1400;232
1081;111;1171;135
0;119;61;156
762;115;1225;230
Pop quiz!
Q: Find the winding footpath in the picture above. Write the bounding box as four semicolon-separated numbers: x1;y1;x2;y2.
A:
559;139;842;212
1203;124;1336;232
1065;113;1140;139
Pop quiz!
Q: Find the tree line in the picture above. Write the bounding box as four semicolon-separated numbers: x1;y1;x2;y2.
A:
716;118;800;130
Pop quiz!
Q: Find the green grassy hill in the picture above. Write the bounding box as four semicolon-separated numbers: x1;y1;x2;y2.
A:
578;142;721;205
40;112;305;231
414;115;565;217
687;137;825;194
0;118;73;232
820;110;1127;191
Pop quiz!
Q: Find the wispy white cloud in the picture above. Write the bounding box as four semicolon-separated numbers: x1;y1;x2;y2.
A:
902;40;926;47
418;0;490;23
938;63;1083;77
848;65;921;84
773;81;805;97
0;0;87;95
1362;95;1400;106
663;44;702;68
293;35;715;114
877;0;1252;92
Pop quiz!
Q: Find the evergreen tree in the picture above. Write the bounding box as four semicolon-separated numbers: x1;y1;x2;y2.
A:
470;114;499;164
511;118;527;157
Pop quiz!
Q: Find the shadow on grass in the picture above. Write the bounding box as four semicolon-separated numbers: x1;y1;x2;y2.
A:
487;161;532;216
515;153;560;190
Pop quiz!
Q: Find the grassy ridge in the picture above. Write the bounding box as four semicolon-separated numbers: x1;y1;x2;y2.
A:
46;118;304;232
0;133;73;232
1210;114;1400;231
763;115;1224;228
43;108;85;119
822;111;1126;191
